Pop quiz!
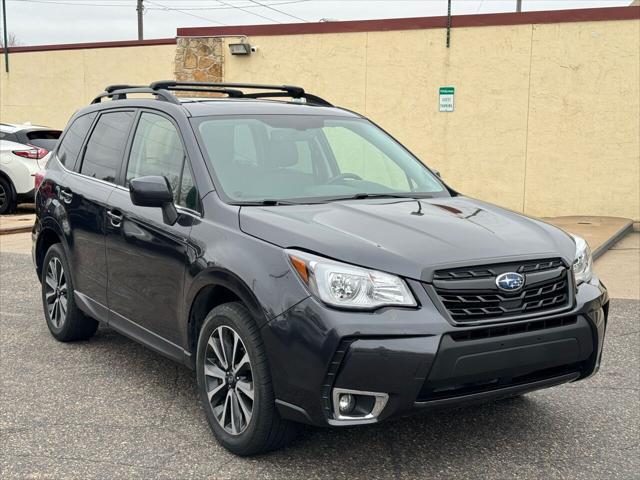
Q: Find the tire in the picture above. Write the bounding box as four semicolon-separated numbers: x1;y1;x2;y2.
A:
196;302;298;456
0;176;17;215
41;243;99;342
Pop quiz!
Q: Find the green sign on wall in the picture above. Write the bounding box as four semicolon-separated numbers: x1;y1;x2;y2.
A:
439;87;455;112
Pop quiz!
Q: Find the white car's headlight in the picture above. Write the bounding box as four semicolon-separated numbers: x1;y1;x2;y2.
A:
572;235;593;285
286;250;417;310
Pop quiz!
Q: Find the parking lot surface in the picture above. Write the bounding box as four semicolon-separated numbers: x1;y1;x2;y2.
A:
1;250;638;480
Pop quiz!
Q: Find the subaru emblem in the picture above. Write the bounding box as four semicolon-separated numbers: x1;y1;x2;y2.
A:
496;272;525;292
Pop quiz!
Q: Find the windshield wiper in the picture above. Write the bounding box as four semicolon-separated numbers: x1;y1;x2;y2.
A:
324;193;430;202
233;199;299;206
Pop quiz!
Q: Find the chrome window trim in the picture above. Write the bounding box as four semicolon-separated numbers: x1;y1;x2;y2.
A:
58;157;119;189
55;157;202;218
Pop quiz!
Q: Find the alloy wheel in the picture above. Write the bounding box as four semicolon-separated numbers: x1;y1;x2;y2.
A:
45;257;68;328
204;325;254;435
0;184;6;210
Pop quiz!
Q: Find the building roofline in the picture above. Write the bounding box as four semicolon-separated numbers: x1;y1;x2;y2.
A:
177;6;639;38
0;37;176;54
1;6;637;54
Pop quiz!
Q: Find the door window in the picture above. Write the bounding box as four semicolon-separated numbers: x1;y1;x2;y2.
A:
80;111;134;182
57;112;96;170
126;112;198;210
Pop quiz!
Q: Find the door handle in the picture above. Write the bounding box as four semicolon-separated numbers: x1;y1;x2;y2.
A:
107;210;123;228
59;189;73;204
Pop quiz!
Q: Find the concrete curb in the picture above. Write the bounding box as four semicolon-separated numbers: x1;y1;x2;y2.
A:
0;225;32;235
592;220;634;260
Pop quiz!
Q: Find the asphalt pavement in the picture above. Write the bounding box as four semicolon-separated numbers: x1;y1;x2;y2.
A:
1;250;638;480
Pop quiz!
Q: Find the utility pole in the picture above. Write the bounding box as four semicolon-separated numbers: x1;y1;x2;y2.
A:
516;0;522;12
446;0;451;48
136;0;144;41
2;0;8;73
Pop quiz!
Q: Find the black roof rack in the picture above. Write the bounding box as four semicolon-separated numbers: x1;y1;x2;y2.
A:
150;80;333;106
92;81;333;107
91;87;180;104
104;84;143;93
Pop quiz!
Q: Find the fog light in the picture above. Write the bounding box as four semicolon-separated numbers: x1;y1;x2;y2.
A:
338;393;355;414
331;388;389;423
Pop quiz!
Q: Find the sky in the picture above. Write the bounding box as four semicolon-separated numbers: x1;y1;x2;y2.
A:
1;0;633;46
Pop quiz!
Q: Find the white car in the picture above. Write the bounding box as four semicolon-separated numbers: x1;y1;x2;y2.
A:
0;123;61;214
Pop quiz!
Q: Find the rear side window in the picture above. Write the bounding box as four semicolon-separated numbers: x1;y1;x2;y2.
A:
27;130;62;151
27;130;62;140
57;113;96;170
80;111;134;183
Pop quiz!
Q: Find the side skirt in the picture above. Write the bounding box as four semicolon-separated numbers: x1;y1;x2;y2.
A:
75;290;190;366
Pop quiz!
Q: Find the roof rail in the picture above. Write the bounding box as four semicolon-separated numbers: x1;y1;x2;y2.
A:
104;84;143;93
92;81;333;107
91;87;180;104
149;80;333;107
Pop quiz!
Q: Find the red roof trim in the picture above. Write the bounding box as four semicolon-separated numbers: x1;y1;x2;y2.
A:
1;38;176;54
177;6;639;37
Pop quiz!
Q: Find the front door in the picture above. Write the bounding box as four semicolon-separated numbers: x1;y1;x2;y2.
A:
105;111;199;355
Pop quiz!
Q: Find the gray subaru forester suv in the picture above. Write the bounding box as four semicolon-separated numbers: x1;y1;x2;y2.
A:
33;81;608;455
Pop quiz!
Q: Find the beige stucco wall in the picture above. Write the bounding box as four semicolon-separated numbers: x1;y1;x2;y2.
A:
0;44;175;129
0;17;638;220
223;20;640;220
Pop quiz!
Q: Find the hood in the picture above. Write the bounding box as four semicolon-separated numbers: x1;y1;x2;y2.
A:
239;197;576;281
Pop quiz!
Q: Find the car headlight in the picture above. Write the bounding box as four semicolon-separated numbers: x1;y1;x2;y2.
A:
572;235;593;285
286;250;417;310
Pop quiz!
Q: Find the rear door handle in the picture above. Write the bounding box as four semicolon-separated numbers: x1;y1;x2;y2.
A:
59;189;73;204
107;209;123;228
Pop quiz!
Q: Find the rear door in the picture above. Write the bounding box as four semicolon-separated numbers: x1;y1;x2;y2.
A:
62;110;135;310
105;110;199;355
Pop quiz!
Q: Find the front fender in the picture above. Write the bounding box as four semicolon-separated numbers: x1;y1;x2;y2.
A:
185;267;268;330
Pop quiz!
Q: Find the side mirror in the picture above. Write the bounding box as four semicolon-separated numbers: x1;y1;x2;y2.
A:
129;176;178;225
432;169;441;178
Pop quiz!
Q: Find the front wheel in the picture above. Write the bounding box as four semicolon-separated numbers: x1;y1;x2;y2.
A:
196;302;297;456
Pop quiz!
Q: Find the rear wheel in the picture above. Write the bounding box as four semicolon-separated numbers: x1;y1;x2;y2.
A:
0;177;17;215
41;244;99;341
196;302;298;456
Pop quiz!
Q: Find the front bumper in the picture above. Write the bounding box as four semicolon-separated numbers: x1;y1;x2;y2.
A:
261;276;608;427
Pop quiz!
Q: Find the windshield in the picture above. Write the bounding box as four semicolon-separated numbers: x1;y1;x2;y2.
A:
192;114;448;203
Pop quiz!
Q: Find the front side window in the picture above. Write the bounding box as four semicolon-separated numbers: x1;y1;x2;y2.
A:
80;111;134;182
192;115;446;203
57;112;97;170
126;112;198;210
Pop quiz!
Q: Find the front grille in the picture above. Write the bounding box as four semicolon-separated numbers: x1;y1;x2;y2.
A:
417;363;584;402
431;258;572;324
449;316;577;342
433;258;564;280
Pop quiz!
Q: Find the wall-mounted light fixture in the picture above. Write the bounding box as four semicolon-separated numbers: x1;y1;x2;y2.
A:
176;34;254;56
229;42;252;55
